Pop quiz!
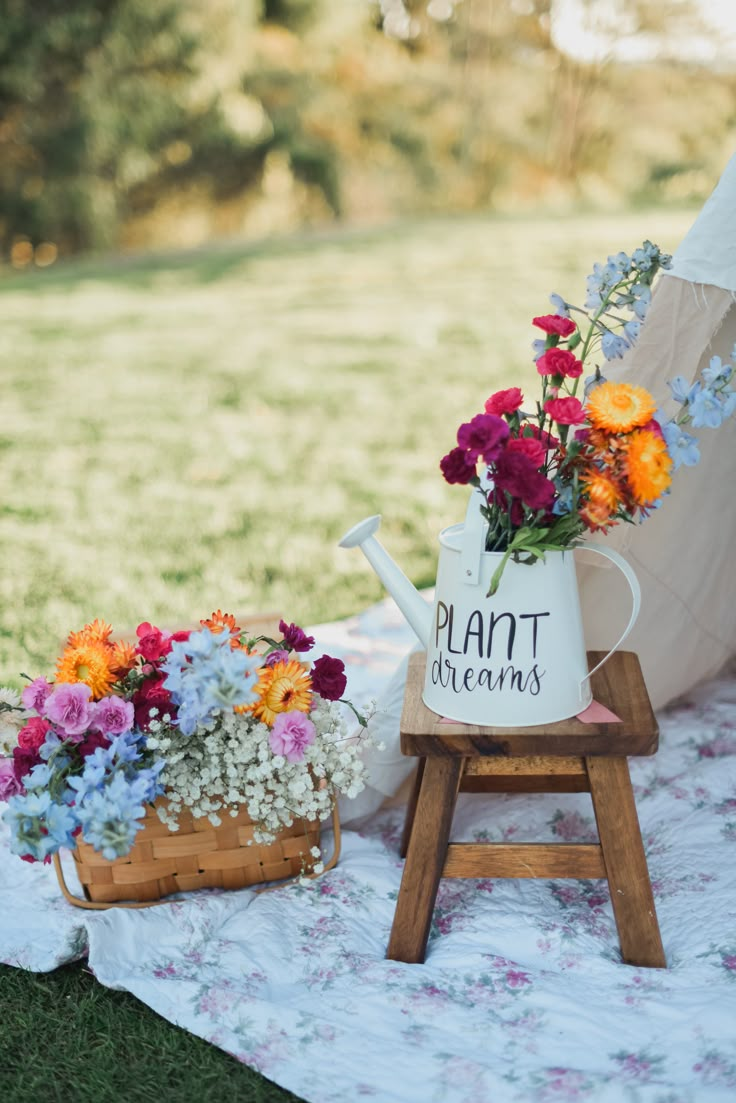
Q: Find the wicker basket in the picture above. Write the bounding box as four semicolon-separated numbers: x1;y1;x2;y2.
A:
53;798;340;910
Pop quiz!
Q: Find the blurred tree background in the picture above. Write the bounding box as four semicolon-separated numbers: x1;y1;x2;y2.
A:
0;0;734;267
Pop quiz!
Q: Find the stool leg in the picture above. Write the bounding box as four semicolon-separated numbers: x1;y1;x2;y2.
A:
399;758;425;858
387;756;463;964
586;756;666;968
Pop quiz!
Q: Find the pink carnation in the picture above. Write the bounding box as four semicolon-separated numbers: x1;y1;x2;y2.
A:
484;387;524;417
44;683;93;737
135;622;173;661
457;413;510;463
0;757;23;801
91;695;135;735
543;396;585;426
269;712;317;764
21;677;52;714
536;347;583;378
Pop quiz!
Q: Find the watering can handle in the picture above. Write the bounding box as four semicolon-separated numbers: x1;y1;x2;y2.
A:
460;486;488;586
577;545;641;688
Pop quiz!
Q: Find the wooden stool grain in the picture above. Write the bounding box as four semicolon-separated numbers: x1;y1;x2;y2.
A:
388;650;666;969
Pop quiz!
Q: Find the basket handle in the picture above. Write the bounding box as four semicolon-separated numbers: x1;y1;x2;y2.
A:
53;804;342;910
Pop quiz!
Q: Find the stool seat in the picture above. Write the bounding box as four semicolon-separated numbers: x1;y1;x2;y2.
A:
387;650;666;969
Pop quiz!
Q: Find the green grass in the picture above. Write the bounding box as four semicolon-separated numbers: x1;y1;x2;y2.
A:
0;210;695;1101
0;961;301;1102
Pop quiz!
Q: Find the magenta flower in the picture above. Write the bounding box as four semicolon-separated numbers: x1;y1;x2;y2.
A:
493;451;556;511
456;413;510;463
21;677;52;714
278;621;315;653
44;683;94;737
311;655;347;702
440;447;477;485
269;712;316;763
90;695;135;735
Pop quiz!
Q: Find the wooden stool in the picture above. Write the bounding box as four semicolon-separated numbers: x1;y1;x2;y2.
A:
387;650;666;969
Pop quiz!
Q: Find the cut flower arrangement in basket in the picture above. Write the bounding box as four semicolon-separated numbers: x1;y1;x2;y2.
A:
440;241;736;593
0;611;373;894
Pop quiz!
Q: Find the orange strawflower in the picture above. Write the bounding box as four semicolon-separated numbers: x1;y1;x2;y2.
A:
581;468;621;513
56;641;117;700
249;659;312;727
625;429;673;504
66;618;113;650
108;639;138;675
201;610;243;649
586;382;657;434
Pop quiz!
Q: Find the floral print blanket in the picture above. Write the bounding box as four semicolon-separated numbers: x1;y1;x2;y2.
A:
2;599;736;1103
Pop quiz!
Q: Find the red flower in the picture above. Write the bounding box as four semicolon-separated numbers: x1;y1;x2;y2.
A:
493;451;556;511
77;731;112;758
507;436;546;467
532;314;577;337
440;447;477;485
135;622;173;662
13;746;42;786
133;675;174;730
17;717;53;753
310;655;347;701
536;347;583;378
456;413;510;463
484;387;524;417
525;423;560;450
543;396;585;426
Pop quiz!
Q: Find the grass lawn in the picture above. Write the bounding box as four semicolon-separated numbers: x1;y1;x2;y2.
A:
0;208;695;1101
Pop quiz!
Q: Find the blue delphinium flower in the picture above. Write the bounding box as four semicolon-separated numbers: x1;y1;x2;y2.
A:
689;387;730;429
663;422;701;469
702;355;733;386
161;627;262;736
3;789;70;862
668;375;700;406
601;330;629;360
631;284;652;321
548;292;570;317
74;771;154;860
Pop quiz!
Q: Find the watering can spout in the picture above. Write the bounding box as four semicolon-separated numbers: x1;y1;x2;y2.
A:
338;515;432;648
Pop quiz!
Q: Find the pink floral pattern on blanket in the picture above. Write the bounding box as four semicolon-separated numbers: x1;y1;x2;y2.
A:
1;602;735;1103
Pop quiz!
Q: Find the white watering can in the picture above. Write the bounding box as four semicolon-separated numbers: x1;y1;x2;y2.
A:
339;490;640;727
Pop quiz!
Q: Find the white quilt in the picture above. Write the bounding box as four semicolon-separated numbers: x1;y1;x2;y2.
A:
2;600;736;1103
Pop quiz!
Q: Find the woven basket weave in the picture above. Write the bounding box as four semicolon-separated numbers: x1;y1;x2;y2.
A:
53;798;339;909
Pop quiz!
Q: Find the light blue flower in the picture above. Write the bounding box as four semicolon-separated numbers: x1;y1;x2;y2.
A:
702;355;734;387
631;285;651;321
668;375;699;406
75;772;149;861
601;330;629;360
689;387;729;429
162;627;262;735
583;371;607;400
549;292;570;317
663;421;700;469
531;338;546;361
623;319;641;344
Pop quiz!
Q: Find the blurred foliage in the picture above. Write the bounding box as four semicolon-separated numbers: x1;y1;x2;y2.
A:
0;0;734;264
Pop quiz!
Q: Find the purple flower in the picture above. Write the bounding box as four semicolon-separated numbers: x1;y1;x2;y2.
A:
311;655;347;702
0;757;23;801
44;683;94;737
456;413;510;463
90;696;135;736
440;447;477;485
278;620;315;653
264;648;290;667
269;712;316;763
21;677;52;714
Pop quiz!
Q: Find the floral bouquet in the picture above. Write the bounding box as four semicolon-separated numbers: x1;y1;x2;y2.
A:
440;241;736;593
0;611;372;883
